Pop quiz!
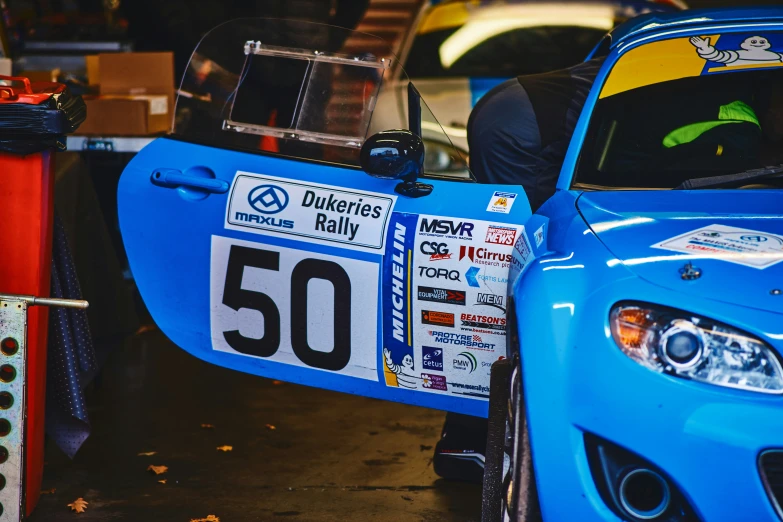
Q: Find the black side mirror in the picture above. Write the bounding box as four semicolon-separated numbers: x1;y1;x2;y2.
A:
360;130;433;197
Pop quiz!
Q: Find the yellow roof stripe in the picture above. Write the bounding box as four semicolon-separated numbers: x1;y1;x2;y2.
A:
600;35;720;99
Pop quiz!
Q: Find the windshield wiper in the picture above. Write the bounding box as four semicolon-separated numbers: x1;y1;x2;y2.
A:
674;163;783;190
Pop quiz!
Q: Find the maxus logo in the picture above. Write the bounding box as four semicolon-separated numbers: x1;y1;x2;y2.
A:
248;185;289;214
453;352;477;373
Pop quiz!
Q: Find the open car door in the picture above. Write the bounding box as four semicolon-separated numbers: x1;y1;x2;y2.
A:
117;19;531;418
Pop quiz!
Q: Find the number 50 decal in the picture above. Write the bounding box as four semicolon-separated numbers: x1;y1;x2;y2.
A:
210;236;379;381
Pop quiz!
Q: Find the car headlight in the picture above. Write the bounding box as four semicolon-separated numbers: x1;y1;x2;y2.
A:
422;139;468;174
610;303;783;394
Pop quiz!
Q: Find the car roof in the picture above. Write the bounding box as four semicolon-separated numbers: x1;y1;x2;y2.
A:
608;6;783;50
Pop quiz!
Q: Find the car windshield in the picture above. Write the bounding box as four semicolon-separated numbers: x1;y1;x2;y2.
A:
574;32;783;190
404;2;640;78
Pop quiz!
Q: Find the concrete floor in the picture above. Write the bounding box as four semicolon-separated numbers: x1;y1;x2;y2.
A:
29;330;481;522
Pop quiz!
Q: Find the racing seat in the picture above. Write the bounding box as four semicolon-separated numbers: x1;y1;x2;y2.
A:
590;73;762;188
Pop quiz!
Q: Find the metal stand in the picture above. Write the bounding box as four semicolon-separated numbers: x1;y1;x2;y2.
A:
0;293;87;521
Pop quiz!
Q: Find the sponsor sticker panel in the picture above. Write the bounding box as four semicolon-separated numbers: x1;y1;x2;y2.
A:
652;224;783;269
402;214;522;399
225;172;396;252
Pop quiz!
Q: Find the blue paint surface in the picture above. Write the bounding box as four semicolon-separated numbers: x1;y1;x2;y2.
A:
523;9;783;520
118;138;531;418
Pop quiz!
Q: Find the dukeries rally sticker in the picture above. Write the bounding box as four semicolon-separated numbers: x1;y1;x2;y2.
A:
652;224;783;269
225;172;396;252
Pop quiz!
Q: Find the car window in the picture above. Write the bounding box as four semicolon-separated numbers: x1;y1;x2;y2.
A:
574;31;783;190
405;25;609;78
402;2;639;78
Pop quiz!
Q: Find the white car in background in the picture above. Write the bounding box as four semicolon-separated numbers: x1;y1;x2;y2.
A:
375;0;686;175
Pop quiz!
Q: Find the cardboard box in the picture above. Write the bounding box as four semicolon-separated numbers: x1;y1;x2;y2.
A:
18;68;61;83
75;52;174;136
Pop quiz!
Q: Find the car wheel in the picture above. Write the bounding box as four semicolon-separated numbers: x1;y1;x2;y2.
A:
504;358;542;522
481;358;512;522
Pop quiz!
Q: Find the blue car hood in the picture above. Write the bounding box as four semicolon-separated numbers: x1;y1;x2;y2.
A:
577;190;783;315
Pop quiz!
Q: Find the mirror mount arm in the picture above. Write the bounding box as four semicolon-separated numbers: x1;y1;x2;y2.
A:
394;180;433;198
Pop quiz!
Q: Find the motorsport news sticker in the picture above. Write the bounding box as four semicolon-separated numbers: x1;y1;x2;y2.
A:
225;172;396;252
485;225;517;246
486;191;517;214
652;224;783;269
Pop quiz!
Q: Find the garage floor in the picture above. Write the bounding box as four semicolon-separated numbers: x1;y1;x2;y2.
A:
29;329;482;522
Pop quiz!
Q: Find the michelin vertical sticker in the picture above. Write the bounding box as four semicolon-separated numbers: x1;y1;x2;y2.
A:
652;224;783;269
226;172;396;252
383;213;522;400
382;213;418;389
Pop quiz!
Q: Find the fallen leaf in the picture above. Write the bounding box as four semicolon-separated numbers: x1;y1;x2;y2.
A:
137;451;157;456
135;324;158;335
67;498;88;513
216;445;233;452
265;424;276;431
190;516;220;522
200;424;214;429
272;380;283;385
41;488;56;495
158;479;167;484
147;465;168;475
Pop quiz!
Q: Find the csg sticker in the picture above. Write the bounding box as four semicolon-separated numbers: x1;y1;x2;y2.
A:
486;191;517;214
652;224;783;269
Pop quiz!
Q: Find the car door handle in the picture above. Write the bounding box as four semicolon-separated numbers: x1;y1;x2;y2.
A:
151;169;229;194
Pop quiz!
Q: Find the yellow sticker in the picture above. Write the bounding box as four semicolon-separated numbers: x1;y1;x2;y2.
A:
601;32;783;99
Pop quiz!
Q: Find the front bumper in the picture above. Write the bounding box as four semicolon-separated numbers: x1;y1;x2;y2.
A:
516;271;783;522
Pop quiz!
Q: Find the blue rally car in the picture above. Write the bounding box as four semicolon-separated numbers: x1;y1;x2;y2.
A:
117;8;783;522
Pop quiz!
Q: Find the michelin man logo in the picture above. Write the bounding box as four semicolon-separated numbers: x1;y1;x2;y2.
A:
383;348;418;389
690;35;783;67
